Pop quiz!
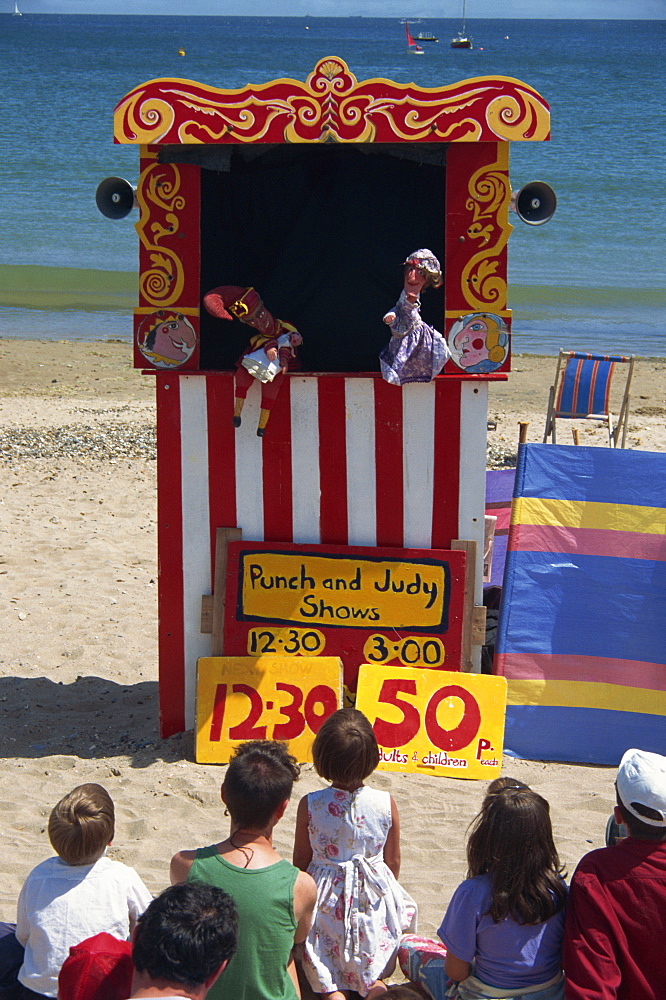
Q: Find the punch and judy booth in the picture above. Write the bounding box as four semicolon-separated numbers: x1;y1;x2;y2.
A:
111;58;551;738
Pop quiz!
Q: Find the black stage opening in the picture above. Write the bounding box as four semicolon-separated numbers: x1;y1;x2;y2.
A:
163;143;447;373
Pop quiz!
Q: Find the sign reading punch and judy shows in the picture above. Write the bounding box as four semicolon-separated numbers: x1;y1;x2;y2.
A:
223;542;467;690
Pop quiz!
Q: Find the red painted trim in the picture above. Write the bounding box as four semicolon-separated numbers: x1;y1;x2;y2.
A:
262;378;294;543
146;369;508;383
318;378;348;545
155;375;186;737
374;380;404;547
206;374;237;579
431;379;461;548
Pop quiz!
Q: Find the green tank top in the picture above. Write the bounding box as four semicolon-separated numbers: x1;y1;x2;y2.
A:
187;844;299;1000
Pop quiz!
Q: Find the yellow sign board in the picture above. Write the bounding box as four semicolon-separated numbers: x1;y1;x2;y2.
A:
239;551;448;630
195;656;343;764
355;664;507;778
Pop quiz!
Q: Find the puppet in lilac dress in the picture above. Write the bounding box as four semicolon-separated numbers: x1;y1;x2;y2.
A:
379;249;450;385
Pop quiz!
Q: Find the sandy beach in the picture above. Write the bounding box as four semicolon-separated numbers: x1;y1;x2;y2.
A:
1;339;664;936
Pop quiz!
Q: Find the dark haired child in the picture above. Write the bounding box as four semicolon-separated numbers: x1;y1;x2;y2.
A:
170;740;317;1000
400;784;566;1000
293;708;416;1000
16;784;152;1000
483;776;528;798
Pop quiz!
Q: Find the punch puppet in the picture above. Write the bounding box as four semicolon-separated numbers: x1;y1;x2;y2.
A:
380;250;449;385
203;285;302;436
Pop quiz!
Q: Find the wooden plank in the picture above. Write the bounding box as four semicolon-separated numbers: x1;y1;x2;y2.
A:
211;526;242;656
451;539;476;672
472;605;487;646
200;594;213;634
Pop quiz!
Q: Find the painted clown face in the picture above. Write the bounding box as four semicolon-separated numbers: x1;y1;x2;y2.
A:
454;316;492;368
448;312;509;373
138;311;197;368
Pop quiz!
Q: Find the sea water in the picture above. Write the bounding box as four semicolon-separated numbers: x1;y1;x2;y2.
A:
0;14;664;356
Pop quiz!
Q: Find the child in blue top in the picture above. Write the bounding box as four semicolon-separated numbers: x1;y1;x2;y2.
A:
401;781;566;1000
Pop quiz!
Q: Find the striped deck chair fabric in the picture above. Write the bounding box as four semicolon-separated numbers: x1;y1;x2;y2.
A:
543;350;634;447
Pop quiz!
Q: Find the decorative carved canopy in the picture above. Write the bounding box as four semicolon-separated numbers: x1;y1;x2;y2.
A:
114;56;550;146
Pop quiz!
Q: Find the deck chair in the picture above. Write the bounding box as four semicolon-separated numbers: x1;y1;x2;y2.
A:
543;350;634;448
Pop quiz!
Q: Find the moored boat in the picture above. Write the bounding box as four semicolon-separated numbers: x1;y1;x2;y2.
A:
450;0;472;48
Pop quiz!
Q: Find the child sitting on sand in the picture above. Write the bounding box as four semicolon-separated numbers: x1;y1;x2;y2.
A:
170;740;317;1000
400;781;566;1000
15;783;152;1000
293;708;417;1000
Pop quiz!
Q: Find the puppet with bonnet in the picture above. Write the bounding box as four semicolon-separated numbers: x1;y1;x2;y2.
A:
203;285;302;437
380;249;450;385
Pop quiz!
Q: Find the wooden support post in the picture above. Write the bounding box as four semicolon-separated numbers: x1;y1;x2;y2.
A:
452;539;482;672
205;526;242;655
518;421;529;444
572;427;580;445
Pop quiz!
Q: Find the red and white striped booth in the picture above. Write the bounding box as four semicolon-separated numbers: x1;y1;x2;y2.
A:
113;58;551;735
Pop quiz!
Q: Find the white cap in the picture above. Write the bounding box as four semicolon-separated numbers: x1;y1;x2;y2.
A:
616;748;666;827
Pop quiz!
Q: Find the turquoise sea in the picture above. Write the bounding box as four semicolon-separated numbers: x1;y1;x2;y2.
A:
0;14;664;356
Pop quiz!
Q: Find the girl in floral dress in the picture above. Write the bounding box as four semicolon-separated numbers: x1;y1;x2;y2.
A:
293;709;417;1000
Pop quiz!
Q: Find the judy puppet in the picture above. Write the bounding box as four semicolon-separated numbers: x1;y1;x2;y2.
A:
379;249;450;385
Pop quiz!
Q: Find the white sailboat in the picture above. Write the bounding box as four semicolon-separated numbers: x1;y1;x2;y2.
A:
450;0;472;48
13;1;23;14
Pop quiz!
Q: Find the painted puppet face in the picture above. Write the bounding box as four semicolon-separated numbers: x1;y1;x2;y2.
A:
242;299;277;336
404;264;427;298
150;317;196;360
453;316;491;368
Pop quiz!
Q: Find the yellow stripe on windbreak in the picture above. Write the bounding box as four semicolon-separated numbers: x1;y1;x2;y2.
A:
511;497;666;535
507;679;666;717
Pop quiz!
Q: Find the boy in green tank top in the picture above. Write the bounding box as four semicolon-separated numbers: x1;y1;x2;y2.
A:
171;741;317;1000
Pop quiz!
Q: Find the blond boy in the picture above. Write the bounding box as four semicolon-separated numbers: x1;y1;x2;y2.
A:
16;783;151;1000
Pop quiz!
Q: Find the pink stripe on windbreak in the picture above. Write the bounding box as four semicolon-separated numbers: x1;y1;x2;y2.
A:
494;652;665;692
510;523;666;561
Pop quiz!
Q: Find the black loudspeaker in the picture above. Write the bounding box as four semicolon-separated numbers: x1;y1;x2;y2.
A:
510;181;557;226
95;176;137;219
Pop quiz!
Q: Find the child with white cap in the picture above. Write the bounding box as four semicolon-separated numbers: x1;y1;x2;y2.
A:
563;748;666;1000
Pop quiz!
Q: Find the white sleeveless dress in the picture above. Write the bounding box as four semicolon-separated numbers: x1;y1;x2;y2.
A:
301;785;418;996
